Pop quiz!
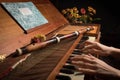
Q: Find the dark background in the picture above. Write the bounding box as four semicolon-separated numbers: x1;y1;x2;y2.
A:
50;0;120;48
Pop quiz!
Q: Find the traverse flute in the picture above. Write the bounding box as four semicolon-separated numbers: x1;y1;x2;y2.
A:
13;26;94;56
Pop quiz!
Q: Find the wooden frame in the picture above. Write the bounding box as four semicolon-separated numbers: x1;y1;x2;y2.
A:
57;24;101;38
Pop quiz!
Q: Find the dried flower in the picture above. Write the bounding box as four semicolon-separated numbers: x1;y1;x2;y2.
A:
61;6;101;24
31;34;46;44
81;8;86;15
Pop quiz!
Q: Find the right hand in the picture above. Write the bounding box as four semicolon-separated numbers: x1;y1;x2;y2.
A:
71;54;120;78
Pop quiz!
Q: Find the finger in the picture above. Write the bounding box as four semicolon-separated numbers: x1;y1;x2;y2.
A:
82;44;96;51
84;40;96;45
82;48;101;55
77;68;96;74
72;60;97;70
71;54;96;64
86;49;106;56
82;40;99;51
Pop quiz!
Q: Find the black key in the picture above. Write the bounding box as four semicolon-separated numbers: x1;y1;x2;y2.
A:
56;74;71;80
60;68;74;74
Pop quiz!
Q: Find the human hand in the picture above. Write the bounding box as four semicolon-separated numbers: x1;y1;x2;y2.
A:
71;54;120;77
82;40;112;56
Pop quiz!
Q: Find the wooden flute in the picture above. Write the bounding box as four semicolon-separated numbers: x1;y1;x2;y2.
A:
12;26;94;57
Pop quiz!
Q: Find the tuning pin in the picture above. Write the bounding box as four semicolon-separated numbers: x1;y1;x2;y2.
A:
56;74;71;80
59;68;74;74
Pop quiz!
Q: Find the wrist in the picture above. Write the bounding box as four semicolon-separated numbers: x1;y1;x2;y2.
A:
113;69;120;78
117;71;120;77
109;47;120;59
